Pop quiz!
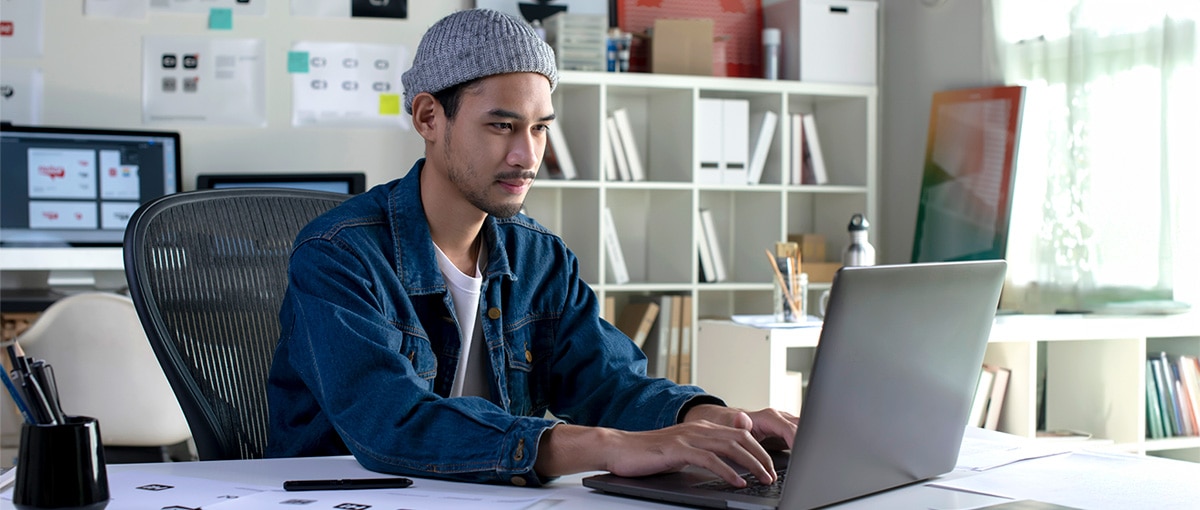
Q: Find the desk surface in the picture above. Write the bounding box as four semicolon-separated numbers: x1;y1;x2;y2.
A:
3;429;1198;510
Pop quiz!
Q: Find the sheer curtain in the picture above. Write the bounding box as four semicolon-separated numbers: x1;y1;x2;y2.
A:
988;0;1199;312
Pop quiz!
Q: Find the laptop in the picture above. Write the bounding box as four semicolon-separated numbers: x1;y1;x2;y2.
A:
584;260;1007;510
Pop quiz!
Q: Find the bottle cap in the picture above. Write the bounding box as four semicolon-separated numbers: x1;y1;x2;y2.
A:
848;213;869;231
762;28;781;45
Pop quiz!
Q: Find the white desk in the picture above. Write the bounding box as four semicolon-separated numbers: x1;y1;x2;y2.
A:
3;429;1198;509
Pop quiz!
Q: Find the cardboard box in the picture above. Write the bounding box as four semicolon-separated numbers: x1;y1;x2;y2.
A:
651;19;713;76
788;233;827;263
764;0;877;85
804;262;841;283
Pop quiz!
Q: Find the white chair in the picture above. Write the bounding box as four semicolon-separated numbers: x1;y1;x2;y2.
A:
15;292;193;462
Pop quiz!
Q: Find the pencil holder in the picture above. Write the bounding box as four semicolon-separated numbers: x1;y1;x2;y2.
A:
773;272;809;322
13;416;109;510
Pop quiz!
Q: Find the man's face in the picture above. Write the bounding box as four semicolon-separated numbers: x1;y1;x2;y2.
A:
441;72;555;218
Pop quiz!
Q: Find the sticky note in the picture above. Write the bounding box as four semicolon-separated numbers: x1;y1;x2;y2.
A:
209;8;233;30
287;51;310;73
379;94;400;115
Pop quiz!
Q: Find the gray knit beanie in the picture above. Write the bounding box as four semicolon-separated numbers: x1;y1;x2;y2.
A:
402;9;559;114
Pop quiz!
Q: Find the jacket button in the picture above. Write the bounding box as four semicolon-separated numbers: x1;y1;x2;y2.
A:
488;307;501;320
525;349;533;363
510;476;527;486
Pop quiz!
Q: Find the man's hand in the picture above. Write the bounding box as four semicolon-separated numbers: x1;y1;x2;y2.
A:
682;404;799;451
535;406;798;488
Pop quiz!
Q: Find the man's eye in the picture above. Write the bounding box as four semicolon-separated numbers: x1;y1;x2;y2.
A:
534;124;550;132
493;123;513;130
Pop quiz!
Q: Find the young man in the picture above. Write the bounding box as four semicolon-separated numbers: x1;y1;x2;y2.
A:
267;8;796;488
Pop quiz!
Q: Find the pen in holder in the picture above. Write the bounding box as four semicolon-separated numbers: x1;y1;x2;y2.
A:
13;415;110;510
767;243;807;323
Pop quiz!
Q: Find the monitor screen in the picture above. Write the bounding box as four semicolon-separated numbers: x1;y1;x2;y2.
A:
912;85;1025;263
0;124;182;247
196;172;366;195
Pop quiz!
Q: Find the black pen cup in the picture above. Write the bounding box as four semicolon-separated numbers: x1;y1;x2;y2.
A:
13;416;110;510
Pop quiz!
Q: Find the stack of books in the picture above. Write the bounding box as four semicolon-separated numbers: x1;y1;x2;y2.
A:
1146;352;1200;439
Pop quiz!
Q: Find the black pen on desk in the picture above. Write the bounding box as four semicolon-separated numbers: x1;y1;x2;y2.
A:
283;477;414;491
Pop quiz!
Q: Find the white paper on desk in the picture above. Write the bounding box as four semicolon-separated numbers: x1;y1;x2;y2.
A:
932;451;1200;509
955;435;1071;471
0;471;272;507
731;314;822;329
205;487;546;509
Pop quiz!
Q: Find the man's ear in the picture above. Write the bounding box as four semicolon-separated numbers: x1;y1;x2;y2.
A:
411;92;442;142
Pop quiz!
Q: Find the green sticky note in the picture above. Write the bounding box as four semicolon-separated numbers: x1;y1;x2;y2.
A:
208;8;233;30
379;94;400;115
287;51;310;73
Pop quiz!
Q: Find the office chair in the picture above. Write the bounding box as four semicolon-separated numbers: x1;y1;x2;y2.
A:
123;188;348;460
15;292;194;463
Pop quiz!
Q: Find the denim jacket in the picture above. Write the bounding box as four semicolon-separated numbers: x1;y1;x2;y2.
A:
267;159;720;486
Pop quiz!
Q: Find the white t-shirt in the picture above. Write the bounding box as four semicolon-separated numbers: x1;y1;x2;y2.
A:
434;241;489;398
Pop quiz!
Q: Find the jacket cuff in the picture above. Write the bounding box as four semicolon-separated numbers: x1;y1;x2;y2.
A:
497;416;561;487
675;394;727;424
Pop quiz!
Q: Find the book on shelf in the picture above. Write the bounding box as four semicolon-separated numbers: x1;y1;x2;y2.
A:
600;128;618;181
801;113;828;185
1148;355;1180;437
789;113;803;185
604;117;632;181
666;294;683;383
611;108;646;181
720;99;749;185
1158;351;1190;436
694;214;717;283
1145;362;1166;439
1180;355;1200;436
615;301;660;349
969;366;995;428
982;364;1010;431
698;209;728;282
695;98;725;185
601;207;630;284
642;294;675;379
678;294;693;384
746;110;778;185
541;122;577;180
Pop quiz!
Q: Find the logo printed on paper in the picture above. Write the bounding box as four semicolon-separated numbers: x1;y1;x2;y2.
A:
333;504;371;510
162;77;177;92
136;483;176;491
374;59;389;70
1;22;13;37
341;81;359;91
372;82;391;92
183;54;199;69
311;79;327;90
342;58;358;69
162;54;177;68
183;77;199;92
311;56;326;68
42;211;59;220
1;85;12;99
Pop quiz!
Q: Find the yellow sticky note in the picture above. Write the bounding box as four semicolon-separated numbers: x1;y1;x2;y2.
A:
379;94;400;116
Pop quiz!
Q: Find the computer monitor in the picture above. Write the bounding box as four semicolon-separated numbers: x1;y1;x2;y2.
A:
0;124;182;247
196;172;366;195
911;85;1025;263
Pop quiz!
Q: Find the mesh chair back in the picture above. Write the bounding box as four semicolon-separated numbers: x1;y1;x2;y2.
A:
124;188;348;460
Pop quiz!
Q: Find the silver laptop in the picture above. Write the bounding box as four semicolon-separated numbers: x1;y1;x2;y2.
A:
584;260;1007;510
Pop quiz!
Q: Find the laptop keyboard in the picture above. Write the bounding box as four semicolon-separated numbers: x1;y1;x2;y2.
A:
694;469;787;499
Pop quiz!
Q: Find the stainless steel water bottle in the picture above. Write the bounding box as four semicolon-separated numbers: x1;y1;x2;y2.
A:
842;213;875;267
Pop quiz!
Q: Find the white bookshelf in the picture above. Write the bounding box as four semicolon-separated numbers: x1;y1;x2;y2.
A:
696;313;1200;462
525;70;877;328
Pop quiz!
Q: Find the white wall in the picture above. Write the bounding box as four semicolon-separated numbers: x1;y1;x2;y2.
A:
16;0;471;190
878;0;998;263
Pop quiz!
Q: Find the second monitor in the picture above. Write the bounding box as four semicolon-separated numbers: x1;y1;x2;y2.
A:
196;172;367;195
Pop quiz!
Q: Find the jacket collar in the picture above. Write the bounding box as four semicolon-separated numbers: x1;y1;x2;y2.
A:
388;159;516;295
